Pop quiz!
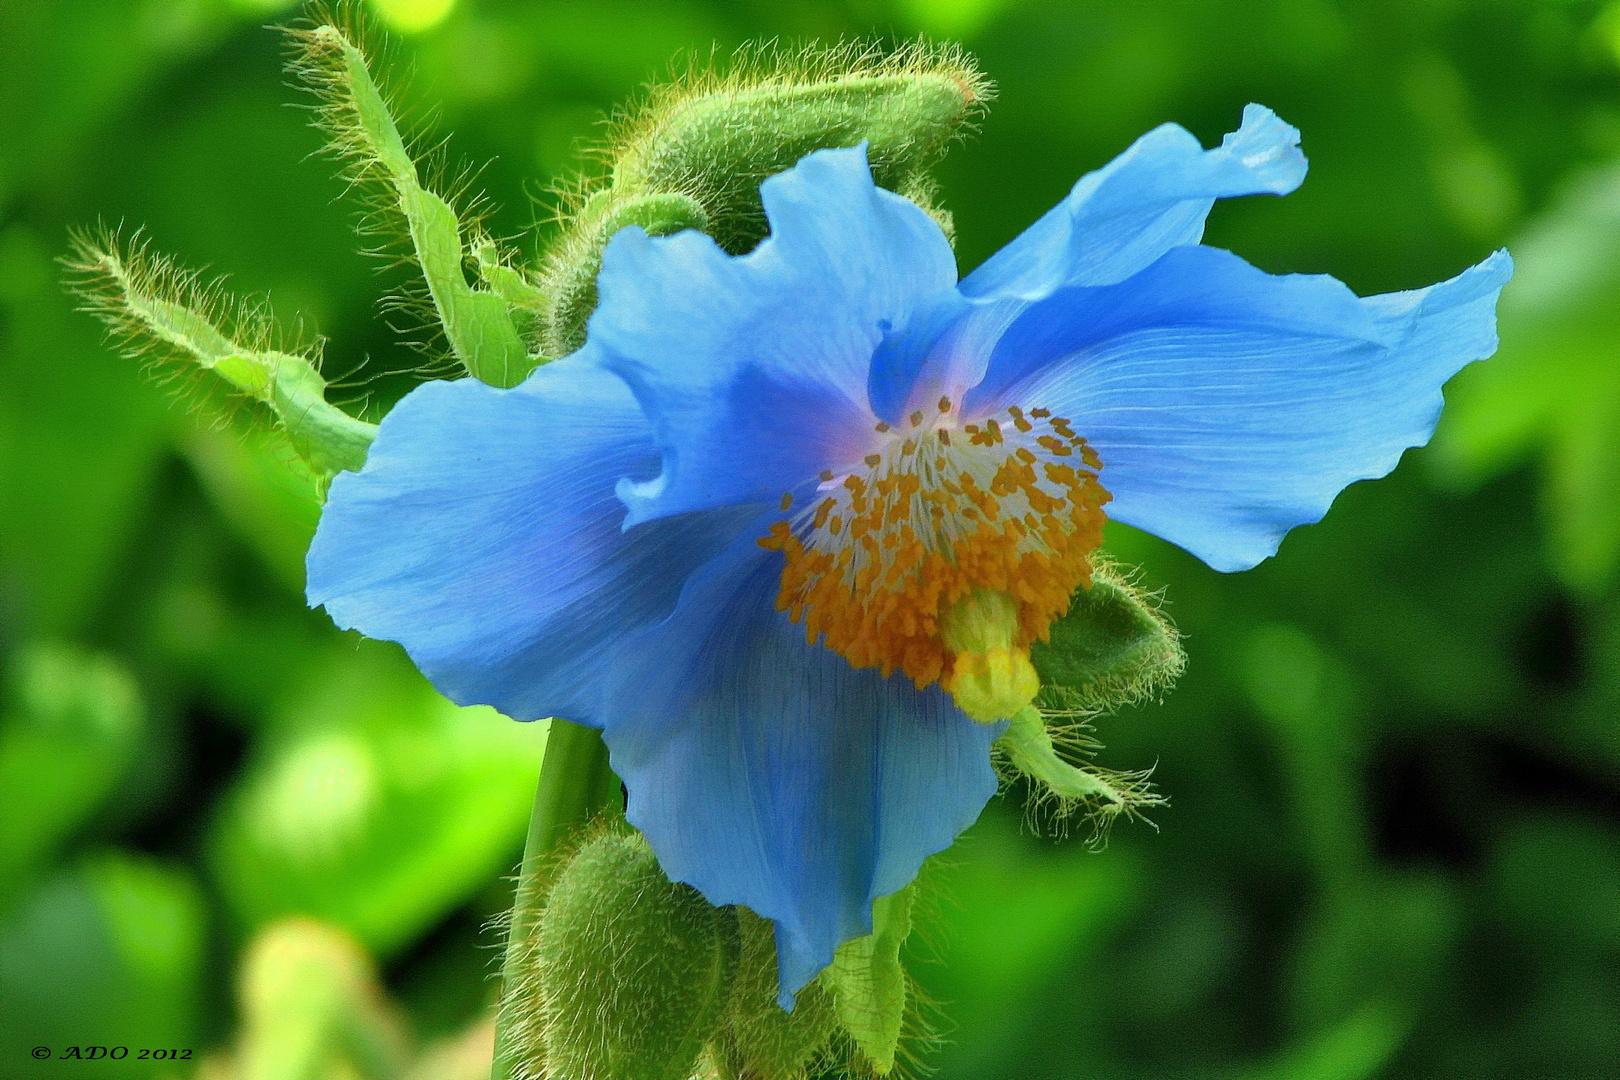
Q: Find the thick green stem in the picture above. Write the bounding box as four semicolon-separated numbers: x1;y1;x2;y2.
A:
491;719;618;1080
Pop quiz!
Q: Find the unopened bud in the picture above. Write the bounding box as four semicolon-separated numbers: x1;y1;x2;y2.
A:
525;830;735;1080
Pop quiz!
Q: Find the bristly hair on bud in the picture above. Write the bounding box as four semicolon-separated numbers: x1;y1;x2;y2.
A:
1032;560;1185;717
63;224;377;489
500;822;736;1080
284;2;542;388
604;37;992;248
709;906;839;1080
538;37;994;356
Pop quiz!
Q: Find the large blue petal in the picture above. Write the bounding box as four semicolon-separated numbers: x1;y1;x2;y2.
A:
964;244;1512;572
585;144;960;526
959;104;1306;302
870;105;1306;422
306;359;754;723
601;524;1003;1006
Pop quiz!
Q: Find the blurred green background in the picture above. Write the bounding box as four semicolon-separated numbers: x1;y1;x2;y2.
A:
3;0;1619;1077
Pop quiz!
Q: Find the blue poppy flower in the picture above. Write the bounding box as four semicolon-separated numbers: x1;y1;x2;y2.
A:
306;104;1510;1006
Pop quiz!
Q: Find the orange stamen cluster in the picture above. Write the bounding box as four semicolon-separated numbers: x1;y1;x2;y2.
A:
757;399;1111;690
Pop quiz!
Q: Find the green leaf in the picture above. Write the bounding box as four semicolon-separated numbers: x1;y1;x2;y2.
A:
399;184;535;387
0;644;143;907
1030;560;1184;713
63;229;377;486
822;885;915;1075
206;642;546;956
0;851;205;1079
268;353;377;480
1430;163;1620;593
474;239;548;335
233;919;409;1080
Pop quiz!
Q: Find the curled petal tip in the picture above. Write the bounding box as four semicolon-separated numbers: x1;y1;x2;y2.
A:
1226;103;1308;194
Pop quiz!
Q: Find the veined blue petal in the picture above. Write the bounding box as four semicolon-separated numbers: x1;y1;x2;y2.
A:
306;359;754;723
960;104;1307;302
864;289;973;424
966;244;1512;572
866;293;1025;426
587;144;959;526
601;524;1003;1006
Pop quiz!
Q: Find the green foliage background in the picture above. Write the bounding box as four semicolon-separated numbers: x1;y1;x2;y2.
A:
2;0;1618;1077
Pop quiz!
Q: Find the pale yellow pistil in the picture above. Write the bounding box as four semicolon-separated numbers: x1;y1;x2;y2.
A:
939;589;1042;722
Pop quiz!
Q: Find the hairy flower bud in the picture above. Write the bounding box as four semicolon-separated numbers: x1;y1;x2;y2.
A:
539;41;992;355
1029;561;1185;714
520;830;736;1080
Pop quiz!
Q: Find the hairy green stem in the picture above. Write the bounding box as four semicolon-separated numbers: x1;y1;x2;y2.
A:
999;706;1145;809
294;22;540;387
491;719;619;1080
64;231;377;487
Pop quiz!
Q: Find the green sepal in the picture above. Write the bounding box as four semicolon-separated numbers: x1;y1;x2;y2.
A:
1030;560;1185;714
820;885;915;1075
714;907;839;1080
474;237;549;350
526;829;736;1080
268;353;378;479
401;184;534;387
539;43;990;355
0;644;143;907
